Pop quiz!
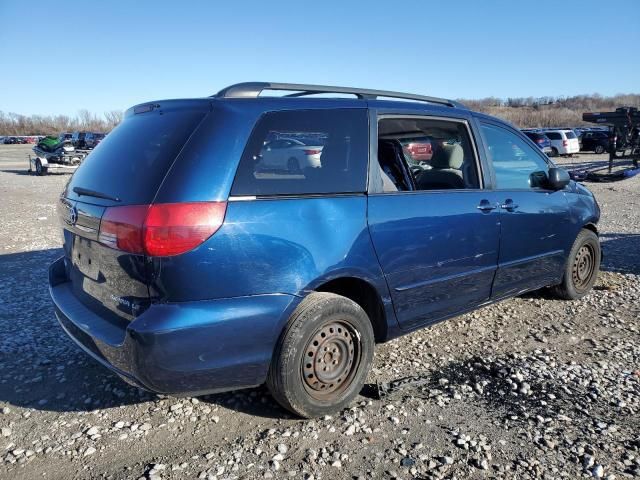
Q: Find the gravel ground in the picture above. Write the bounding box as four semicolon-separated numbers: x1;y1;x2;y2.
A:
0;144;638;480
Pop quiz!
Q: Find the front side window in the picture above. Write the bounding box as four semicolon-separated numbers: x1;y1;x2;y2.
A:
231;109;368;196
376;117;479;192
481;123;549;190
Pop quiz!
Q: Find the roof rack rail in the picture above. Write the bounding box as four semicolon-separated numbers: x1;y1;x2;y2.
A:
214;82;464;109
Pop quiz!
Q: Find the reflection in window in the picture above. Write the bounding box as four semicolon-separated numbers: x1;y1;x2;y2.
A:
481;123;550;189
232;109;369;196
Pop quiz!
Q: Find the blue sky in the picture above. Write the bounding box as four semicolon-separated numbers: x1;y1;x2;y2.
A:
1;0;638;116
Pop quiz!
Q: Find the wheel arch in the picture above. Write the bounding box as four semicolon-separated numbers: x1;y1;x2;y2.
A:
314;276;389;343
583;222;598;236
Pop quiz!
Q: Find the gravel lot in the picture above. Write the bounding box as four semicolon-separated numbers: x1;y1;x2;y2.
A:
0;144;638;480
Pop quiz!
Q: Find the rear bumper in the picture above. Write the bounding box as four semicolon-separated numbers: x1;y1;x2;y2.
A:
49;256;299;395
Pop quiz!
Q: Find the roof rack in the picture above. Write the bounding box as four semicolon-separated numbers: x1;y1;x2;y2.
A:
214;82;464;109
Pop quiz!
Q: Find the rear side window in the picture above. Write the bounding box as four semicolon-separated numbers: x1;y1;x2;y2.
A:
68;108;207;204
231;109;368;196
546;132;562;140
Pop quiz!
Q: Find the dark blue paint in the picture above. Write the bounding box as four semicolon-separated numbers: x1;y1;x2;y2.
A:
367;191;502;329
491;190;571;297
49;94;601;397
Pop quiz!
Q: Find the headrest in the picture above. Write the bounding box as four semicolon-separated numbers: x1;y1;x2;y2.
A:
430;144;464;169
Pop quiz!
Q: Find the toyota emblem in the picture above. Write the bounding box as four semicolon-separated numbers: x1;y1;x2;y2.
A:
67;205;78;225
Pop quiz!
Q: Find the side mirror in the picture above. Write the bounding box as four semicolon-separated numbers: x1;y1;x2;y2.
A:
548;167;570;190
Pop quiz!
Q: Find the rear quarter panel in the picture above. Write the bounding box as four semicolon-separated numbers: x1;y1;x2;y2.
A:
149;196;391;303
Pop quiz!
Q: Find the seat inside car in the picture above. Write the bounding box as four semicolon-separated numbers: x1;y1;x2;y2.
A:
416;143;465;190
377;139;414;191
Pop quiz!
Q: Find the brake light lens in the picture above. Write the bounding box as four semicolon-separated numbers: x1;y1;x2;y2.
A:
98;202;227;257
144;202;226;256
562;140;568;147
303;149;321;155
99;205;148;254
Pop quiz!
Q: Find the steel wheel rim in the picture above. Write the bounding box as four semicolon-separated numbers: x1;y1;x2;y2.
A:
301;320;361;400
572;244;596;290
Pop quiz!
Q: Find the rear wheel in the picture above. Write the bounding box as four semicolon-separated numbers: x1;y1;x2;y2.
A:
287;157;301;173
267;292;374;418
550;147;559;157
594;145;605;154
552;229;600;300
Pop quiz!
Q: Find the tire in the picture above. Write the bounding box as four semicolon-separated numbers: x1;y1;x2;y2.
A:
266;292;374;418
552;229;600;300
594;145;605;154
550;147;559;157
35;159;46;176
287;157;301;173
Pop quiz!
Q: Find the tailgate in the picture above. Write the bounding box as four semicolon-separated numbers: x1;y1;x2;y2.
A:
58;199;150;323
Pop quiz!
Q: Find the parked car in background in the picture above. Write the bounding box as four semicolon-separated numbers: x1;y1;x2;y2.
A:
84;132;106;149
49;82;601;418
400;136;433;162
58;133;73;143
3;136;20;144
580;130;611;154
258;137;323;172
522;131;553;156
72;131;88;149
543;129;580;156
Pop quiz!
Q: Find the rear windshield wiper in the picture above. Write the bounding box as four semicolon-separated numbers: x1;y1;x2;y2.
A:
72;186;121;202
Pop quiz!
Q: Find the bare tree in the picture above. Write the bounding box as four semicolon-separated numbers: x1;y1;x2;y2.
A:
2;93;639;135
104;110;123;129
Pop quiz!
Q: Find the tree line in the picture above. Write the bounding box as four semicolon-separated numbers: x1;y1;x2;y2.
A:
0;110;123;136
459;93;640;128
1;93;639;135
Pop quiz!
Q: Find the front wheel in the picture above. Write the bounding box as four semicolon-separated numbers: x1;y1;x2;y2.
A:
552;229;600;300
594;145;605;154
267;292;374;418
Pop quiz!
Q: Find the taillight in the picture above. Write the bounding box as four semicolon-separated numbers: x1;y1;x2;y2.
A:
144;202;226;256
536;139;544;144
98;202;227;257
303;149;321;155
98;205;148;254
562;140;568;147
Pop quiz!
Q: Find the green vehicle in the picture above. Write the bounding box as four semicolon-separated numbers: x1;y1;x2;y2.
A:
37;135;63;153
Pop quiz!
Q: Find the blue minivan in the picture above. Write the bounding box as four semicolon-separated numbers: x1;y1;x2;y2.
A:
49;83;601;418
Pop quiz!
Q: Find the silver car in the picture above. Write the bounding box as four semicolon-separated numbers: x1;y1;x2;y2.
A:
258;138;323;172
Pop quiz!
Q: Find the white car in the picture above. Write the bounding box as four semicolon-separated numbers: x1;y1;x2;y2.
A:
258;138;323;172
543;129;580;156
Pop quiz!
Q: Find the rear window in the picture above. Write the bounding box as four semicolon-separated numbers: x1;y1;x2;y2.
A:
231;109;368;196
68;107;207;205
564;131;577;139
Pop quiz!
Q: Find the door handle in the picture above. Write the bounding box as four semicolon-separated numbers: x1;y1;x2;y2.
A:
500;199;519;211
476;200;498;212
